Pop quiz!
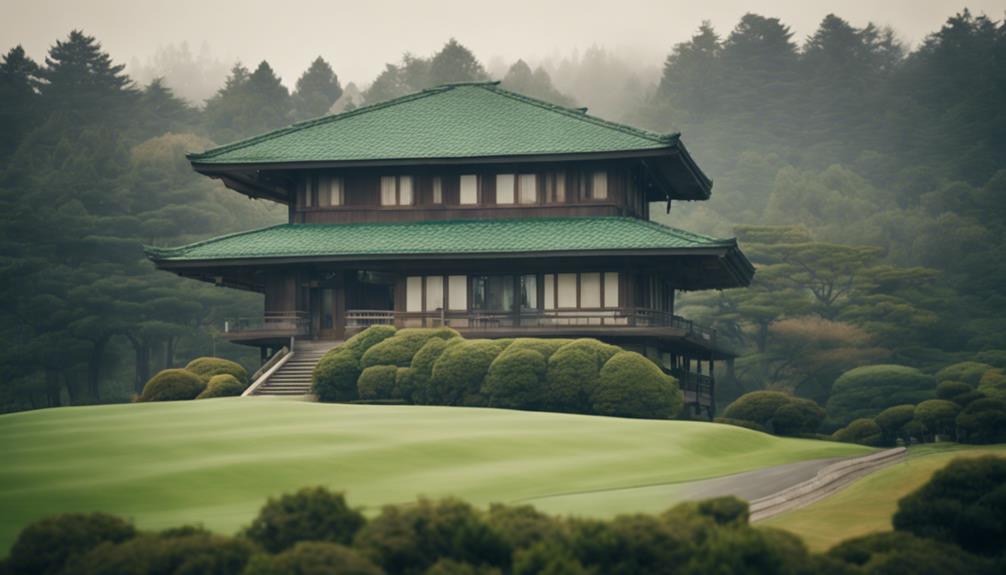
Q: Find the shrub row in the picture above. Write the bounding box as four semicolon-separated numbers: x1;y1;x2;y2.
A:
312;327;683;420
137;357;249;402
716;391;826;436
11;458;1005;575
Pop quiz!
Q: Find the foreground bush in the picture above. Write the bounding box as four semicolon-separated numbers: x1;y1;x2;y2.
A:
956;398;1006;444
244;487;366;553
138;368;206;402
184;357;249;385
591;351;682;419
196;374;247;399
826;365;937;427
893;455;1006;556
313;349;362;402
832;418;883;446
483;348;548;409
72;532;255;575
357;365;398;400
429;340;506;406
243;542;382;575
720;391;824;436
7;512;136;575
828;531;994;574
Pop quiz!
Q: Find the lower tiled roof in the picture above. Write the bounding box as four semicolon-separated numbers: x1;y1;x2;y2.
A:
145;217;738;262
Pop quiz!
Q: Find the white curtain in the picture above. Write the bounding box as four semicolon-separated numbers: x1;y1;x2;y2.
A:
604;272;619;308
496;173;515;204
380;176;396;206
592;171;608;199
518;174;537;204
448;275;468;310
460;175;478;205
426;276;444;311
398;176;413;205
406;276;423;312
580;272;601;308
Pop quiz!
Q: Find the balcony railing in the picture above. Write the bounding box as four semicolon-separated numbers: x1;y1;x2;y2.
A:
224;312;310;337
345;307;715;341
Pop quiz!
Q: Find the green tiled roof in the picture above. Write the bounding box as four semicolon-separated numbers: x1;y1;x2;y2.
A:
145;217;736;262
188;82;679;165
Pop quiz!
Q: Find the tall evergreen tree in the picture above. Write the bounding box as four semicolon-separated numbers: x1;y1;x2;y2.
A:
134;78;197;138
0;45;40;158
37;30;137;121
501;60;574;106
429;39;487;86
292;56;343;120
656;22;722;121
204;60;291;142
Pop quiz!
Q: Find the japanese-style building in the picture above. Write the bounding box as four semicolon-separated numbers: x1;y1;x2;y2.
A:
145;81;753;413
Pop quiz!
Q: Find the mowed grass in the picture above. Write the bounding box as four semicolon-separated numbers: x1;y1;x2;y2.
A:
0;398;869;553
762;443;1006;551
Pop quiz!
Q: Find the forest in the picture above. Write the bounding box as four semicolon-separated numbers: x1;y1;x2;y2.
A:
0;9;1003;414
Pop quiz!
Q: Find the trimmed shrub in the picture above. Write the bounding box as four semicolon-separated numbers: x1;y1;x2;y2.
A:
936;380;973;402
875;404;917;445
483;349;548;410
694;496;750;527
498;338;571;360
138;368;206;402
486;504;565;551
893;455;1006;556
832;418;883;446
826;365;937;427
722;391;792;427
513;542;589;575
358;365;399;400
196;374;246;399
361;328;459;368
591;351;682;419
424;558;503;575
956;398;1006;444
353;498;510;575
771;398;826;436
429;340;505;406
914;399;962;438
185;357;249;385
542;340;617;413
974;350;1006;368
243;542;383;575
408;338;462;404
312;349;362;402
935;361;995;386
343;325;398;359
72;532;255;575
244;487;365;553
978;369;1006;399
565;514;692;575
394;367;418;401
8;512;136;575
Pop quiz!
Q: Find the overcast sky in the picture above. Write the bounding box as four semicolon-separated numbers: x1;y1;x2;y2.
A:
3;0;1004;87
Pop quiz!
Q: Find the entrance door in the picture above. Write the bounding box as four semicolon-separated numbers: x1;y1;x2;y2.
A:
318;288;338;339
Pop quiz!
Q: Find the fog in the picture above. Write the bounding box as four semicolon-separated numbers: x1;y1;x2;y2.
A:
4;0;1004;104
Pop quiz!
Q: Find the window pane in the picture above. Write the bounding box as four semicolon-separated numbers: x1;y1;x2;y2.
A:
448;275;467;310
380;176;396;206
543;274;555;309
317;176;331;206
426;275;443;311
580;272;601;308
557;273;577;308
604;272;619;308
496;173;515;204
592;171;608;199
460;175;478;205
520;274;538;310
554;172;566;202
303;176;314;207
472;275;514;311
432;177;443;204
406;276;423;312
518;174;537;204
399;176;413;205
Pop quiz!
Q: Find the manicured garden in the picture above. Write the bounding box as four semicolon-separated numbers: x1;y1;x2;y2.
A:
0;399;870;555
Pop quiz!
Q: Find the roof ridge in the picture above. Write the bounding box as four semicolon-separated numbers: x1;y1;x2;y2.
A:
476;83;679;145
143;223;288;257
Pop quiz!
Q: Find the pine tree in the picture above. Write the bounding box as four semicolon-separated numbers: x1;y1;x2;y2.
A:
292;57;343;120
0;45;40;157
429;39;487;86
134;78;197;138
501;60;574;106
37;30;137;121
204;60;291;142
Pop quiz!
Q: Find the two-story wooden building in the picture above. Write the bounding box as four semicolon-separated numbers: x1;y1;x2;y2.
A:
145;82;753;413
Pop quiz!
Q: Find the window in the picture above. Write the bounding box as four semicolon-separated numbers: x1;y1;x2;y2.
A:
520;274;538;310
406;276;423;312
380;175;414;206
557;273;577;308
496;173;515;204
472;275;515;312
543;274;555;309
432;176;443;204
319;175;344;206
448;275;467;310
591;171;608;199
518;174;537;204
580;272;601;308
604;272;619;308
426;275;444;311
460;174;478;205
546;172;566;203
300;176;315;208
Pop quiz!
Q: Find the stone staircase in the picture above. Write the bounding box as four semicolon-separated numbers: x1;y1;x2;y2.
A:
249;340;342;396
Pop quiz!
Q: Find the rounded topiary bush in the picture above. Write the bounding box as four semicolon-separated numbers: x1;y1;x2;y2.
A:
483;348;548;410
185;357;249;385
499;338;571;361
542;340;617;413
8;512;137;575
197;374;247;399
826;365;937;427
361;327;459;368
312;349;361;402
138;368;206;402
243;487;365;553
721;391;793;428
978;369;1006;399
935;361;995;386
428;340;505;406
343;325;398;359
914;399;962;438
243;542;382;575
357;365;398;401
771;398;826;436
407;337;461;404
832;418;883;446
712;417;768;433
875;404;917;445
590;351;682;419
956;398;1006;444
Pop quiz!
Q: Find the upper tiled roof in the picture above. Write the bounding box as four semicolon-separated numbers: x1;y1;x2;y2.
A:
187;82;680;165
145;217;736;262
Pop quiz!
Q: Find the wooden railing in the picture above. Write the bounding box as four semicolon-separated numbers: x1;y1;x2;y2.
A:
224;312;310;337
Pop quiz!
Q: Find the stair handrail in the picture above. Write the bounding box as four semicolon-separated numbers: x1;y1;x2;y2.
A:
242;346;293;397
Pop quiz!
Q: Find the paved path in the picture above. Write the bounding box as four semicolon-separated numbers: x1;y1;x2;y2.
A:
672;456;853;502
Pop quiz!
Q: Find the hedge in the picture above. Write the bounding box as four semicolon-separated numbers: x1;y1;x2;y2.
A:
428;340;505;406
541;340;618;414
360;328;459;368
832;418;883;446
312;349;362;402
357;365;399;401
196;374;247;399
826;365;937;427
184;357;249;385
138;369;206;402
243;542;382;575
483;348;548;409
591;351;682;419
342;325;397;359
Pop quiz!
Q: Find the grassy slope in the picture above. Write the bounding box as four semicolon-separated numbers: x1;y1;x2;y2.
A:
0;398;869;553
762;443;1006;552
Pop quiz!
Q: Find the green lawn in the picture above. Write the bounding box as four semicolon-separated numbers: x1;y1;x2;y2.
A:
0;398;870;553
761;443;1006;551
